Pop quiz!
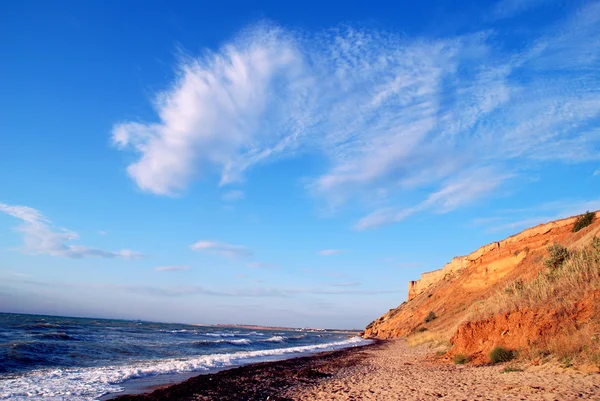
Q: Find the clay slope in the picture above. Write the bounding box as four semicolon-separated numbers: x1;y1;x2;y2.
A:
362;212;600;355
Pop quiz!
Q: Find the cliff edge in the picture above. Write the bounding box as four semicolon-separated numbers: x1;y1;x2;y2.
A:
363;211;600;366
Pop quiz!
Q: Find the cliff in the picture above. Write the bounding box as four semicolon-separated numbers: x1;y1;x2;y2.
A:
363;211;600;363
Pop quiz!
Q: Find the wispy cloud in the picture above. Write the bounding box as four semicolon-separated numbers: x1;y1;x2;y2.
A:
190;240;252;259
154;265;190;272
98;230;108;236
0;203;144;260
5;275;400;298
594;169;600;176
328;281;360;287
222;190;245;202
247;261;278;269
473;198;600;233
113;6;600;228
355;168;512;229
318;249;344;256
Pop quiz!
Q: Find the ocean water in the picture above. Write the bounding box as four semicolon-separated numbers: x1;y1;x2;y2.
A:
0;313;369;400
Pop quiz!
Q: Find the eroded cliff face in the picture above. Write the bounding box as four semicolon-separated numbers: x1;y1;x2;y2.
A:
363;212;600;340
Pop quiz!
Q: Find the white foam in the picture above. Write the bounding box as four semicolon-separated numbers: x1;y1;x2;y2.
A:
263;335;286;342
0;336;370;401
204;332;236;337
227;338;252;345
212;338;252;345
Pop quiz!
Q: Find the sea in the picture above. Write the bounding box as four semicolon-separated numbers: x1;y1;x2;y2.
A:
0;313;370;400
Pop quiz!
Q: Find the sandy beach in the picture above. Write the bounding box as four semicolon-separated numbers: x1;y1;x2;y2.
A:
110;340;600;400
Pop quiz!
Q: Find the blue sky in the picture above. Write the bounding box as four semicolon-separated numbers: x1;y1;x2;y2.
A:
1;0;599;329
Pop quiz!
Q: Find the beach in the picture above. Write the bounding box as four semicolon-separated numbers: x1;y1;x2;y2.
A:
109;340;600;400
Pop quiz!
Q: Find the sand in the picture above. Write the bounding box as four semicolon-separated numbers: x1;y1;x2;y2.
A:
284;340;600;400
111;340;600;400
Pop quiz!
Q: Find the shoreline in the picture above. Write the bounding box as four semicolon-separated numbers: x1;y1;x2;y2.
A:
107;339;600;400
105;340;383;400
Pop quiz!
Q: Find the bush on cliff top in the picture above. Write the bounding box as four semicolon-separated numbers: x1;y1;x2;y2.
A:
573;211;595;233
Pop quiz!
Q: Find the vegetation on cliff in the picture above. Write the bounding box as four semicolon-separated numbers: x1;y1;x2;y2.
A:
363;211;600;369
573;211;595;232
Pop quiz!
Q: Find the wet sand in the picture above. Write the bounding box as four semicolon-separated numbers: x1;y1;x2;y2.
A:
110;340;600;400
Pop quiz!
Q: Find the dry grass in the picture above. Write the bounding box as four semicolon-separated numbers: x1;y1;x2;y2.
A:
470;237;600;319
464;237;600;367
407;330;451;349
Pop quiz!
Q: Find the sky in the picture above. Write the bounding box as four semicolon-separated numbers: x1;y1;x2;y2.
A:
1;0;599;329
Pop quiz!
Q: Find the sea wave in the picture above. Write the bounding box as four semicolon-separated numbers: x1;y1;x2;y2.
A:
36;333;76;341
204;332;236;337
0;336;370;401
262;335;286;342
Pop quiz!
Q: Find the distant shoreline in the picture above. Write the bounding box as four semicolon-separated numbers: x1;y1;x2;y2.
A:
192;323;361;333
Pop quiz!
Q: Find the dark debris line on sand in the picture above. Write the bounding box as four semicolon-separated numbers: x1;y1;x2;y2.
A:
112;341;383;401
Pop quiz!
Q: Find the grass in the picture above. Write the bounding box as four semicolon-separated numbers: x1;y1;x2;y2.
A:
501;365;523;373
490;346;515;364
452;353;471;364
407;331;450;349
462;238;600;368
543;243;570;269
559;355;574;368
486;238;600;314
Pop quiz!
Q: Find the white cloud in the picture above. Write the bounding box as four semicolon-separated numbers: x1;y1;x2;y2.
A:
113;10;600;228
222;190;245;202
0;203;144;260
318;249;344;256
191;240;252;259
98;230;108;235
112;25;305;195
355;168;512;229
594;169;600;176
154;265;190;272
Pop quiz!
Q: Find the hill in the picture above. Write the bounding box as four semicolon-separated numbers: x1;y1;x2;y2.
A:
362;211;600;367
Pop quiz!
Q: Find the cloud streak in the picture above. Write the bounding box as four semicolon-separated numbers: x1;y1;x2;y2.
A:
0;203;144;260
113;5;600;228
473;198;600;233
154;265;190;272
3;275;400;298
319;249;344;256
222;190;245;202
190;240;252;259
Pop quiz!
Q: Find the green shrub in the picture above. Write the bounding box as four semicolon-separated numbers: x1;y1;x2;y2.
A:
424;311;437;323
573;211;595;232
453;354;471;364
544;243;570;270
490;346;515;364
559;355;574;368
